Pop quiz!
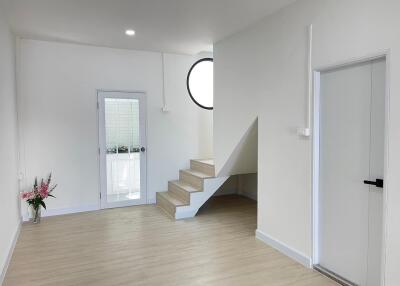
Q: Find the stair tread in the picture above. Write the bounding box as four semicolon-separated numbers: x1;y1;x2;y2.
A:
158;191;188;206
191;159;214;166
170;180;202;193
182;169;214;179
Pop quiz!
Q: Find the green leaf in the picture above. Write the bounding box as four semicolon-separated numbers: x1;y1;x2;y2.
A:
40;201;47;209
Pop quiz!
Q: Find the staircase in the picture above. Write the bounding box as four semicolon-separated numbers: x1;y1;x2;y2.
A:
156;159;229;219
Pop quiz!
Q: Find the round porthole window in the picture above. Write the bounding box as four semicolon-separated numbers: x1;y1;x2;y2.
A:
186;58;213;110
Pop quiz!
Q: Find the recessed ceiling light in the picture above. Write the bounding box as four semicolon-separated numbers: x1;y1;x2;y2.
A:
125;29;135;36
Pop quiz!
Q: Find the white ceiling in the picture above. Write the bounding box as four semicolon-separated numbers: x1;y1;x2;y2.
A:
7;0;297;55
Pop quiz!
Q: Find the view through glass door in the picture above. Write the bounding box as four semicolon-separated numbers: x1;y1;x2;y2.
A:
98;91;147;208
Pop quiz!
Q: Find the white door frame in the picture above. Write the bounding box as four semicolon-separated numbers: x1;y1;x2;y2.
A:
97;89;148;209
311;52;391;286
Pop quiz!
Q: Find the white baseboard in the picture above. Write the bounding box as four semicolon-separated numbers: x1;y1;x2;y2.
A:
21;198;160;221
22;204;99;222
1;222;21;285
256;229;311;268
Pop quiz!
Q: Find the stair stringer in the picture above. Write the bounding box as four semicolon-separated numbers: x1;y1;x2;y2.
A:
174;176;229;219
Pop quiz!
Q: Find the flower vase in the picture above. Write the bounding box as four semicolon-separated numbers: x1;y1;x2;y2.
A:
31;206;41;224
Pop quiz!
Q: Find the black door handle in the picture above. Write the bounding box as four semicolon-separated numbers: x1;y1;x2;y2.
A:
140;147;146;152
364;179;383;188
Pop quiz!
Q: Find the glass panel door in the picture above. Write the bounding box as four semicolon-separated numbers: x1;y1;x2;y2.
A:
98;91;147;208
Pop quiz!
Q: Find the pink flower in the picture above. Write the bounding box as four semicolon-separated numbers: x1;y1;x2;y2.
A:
39;190;48;198
21;191;35;200
21;174;56;202
39;183;49;198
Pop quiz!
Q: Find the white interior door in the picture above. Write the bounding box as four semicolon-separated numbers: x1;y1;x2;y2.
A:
317;59;385;286
98;91;147;209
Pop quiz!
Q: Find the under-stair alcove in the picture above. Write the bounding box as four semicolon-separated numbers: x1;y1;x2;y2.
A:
156;119;258;220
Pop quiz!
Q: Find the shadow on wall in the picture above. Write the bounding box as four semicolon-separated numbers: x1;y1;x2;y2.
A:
213;174;258;201
217;118;258;177
213;118;258;201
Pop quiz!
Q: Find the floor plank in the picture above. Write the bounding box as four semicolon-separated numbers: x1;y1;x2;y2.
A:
4;195;337;286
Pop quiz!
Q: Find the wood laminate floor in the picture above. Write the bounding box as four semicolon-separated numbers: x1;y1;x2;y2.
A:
4;195;337;286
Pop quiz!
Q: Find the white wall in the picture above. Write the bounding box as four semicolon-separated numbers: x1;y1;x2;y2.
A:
17;39;213;216
214;0;400;285
0;1;20;281
216;118;258;176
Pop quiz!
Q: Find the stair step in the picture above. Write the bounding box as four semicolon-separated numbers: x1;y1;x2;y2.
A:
156;191;188;218
179;169;213;190
169;180;202;203
190;159;215;176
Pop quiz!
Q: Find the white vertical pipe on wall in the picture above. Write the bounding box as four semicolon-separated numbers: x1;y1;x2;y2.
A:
298;24;313;137
161;53;169;112
307;24;313;134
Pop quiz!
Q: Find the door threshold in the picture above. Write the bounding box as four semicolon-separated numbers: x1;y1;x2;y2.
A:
314;265;358;286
